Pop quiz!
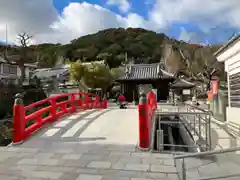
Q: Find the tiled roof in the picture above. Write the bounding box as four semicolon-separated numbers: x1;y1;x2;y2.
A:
170;79;195;89
33;67;69;80
118;63;174;80
214;34;240;57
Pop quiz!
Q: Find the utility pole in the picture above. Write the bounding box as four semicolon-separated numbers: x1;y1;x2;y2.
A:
5;24;8;56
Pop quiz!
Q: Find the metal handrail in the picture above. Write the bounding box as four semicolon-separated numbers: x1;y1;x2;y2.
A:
157;111;209;115
185;103;213;115
173;104;240;180
174;146;240;159
157;103;212;152
170;103;212;180
193;173;240;180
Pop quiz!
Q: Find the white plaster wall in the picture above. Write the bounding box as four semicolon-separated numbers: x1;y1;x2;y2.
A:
218;40;240;62
216;38;240;124
0;63;35;79
16;66;34;78
223;53;240;75
226;107;240;124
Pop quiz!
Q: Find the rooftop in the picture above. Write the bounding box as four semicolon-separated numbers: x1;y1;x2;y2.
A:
170;78;195;89
0;56;37;68
118;63;174;80
214;34;240;57
33;67;68;79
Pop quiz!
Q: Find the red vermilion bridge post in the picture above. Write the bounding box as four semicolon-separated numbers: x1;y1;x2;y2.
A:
13;93;25;144
12;92;108;144
138;91;157;150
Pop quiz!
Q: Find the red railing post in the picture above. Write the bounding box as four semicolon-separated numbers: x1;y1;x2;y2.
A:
102;99;108;108
50;97;57;121
78;94;83;109
85;94;89;109
138;93;150;150
71;93;76;113
94;95;99;108
12;93;25;144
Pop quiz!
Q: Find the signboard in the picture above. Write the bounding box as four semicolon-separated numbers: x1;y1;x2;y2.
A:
183;89;191;95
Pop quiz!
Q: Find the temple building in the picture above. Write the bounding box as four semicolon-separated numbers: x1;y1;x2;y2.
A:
116;63;175;102
169;78;196;102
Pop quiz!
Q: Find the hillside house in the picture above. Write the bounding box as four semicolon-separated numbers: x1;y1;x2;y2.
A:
0;57;37;85
33;61;105;82
215;34;240;124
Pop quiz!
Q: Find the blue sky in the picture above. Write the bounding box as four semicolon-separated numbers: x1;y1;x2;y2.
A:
51;0;239;44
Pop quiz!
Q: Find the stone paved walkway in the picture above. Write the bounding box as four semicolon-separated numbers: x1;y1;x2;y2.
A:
3;104;240;180
0;145;178;180
0;106;179;180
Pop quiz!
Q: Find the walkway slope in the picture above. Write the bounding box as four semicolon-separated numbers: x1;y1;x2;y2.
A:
0;106;178;180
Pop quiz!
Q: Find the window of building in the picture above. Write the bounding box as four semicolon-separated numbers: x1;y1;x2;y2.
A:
229;71;240;107
2;64;17;75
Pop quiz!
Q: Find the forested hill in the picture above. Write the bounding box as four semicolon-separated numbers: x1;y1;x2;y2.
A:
1;28;224;78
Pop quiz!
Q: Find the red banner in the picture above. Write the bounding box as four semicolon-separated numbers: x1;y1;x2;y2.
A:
211;80;218;95
207;91;212;102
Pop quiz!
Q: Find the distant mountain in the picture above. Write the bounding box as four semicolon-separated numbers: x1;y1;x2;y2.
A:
0;28;225;80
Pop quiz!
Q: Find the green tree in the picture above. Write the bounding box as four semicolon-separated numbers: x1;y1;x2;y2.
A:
97;52;123;69
111;67;124;80
83;63;113;91
103;43;122;55
69;61;86;85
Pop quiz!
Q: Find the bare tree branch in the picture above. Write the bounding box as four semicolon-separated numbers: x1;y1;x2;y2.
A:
18;32;33;47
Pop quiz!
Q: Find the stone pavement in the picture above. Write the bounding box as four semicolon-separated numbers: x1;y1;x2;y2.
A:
0;106;179;180
158;104;240;179
0;145;178;180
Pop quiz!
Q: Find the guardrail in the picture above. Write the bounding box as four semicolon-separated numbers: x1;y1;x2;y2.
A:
173;104;240;180
12;92;108;144
156;103;212;153
185;103;212;115
184;104;212;151
138;91;157;150
174;146;240;180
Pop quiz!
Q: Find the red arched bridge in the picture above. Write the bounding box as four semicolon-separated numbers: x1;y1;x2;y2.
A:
12;91;156;148
0;91;183;180
0;91;236;180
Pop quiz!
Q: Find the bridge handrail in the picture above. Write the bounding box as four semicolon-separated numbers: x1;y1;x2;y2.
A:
174;146;240;180
12;92;108;144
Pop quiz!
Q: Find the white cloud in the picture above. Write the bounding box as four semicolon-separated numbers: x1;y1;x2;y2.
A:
106;0;131;13
0;0;58;44
0;1;150;44
150;0;240;33
49;2;153;44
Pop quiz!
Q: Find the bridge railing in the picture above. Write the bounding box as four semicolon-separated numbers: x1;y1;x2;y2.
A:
12;92;108;144
174;146;240;180
138;90;157;150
